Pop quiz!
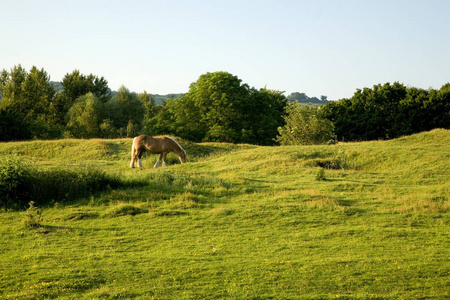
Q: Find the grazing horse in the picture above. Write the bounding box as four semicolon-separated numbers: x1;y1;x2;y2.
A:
130;135;187;168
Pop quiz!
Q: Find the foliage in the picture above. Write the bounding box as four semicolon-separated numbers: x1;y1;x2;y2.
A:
315;167;326;181
0;157;33;209
0;65;58;139
276;102;334;145
65;92;104;138
53;70;110;125
138;90;157;119
60;69;110;104
323;82;450;141
0;109;33;141
242;88;288;145
104;86;145;137
0;158;124;209
146;72;288;145
24;201;43;229
2;64;448;144
31;166;121;206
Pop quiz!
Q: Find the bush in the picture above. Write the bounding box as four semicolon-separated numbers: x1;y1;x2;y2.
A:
32;166;121;205
24;201;43;229
315;168;326;181
276;103;334;145
0;157;34;209
0;157;123;209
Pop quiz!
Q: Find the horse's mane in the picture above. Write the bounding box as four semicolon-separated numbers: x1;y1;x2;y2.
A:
166;137;185;153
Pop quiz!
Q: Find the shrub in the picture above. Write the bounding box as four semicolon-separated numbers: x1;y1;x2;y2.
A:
0;157;33;209
276;103;334;145
315;168;326;181
24;201;42;229
32;166;121;205
0;157;124;209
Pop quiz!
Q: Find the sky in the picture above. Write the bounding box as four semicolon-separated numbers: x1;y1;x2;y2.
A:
1;0;449;100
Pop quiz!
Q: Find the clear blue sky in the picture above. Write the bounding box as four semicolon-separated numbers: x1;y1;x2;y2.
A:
1;0;449;100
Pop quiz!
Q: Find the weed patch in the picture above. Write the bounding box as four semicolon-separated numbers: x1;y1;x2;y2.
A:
103;204;149;218
24;201;42;229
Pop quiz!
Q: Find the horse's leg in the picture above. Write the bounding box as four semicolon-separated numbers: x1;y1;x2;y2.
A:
130;155;135;168
154;154;163;168
138;150;144;168
162;152;168;168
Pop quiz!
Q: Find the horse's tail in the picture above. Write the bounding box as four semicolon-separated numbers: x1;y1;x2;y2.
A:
130;137;137;168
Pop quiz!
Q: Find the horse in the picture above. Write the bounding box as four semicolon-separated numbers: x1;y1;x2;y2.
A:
130;135;187;168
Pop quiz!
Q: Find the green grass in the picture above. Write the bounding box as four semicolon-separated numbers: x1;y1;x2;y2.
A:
0;129;449;299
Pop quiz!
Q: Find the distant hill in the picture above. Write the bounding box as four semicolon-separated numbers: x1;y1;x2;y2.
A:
50;81;184;105
287;92;331;105
152;93;185;105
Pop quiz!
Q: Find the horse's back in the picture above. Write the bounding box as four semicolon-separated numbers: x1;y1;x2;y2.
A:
133;135;182;154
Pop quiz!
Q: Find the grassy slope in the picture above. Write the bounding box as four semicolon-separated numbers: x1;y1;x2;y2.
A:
0;130;449;299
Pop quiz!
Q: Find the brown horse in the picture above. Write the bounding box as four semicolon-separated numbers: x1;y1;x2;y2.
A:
130;135;187;168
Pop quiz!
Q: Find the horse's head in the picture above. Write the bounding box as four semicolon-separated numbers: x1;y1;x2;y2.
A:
179;150;187;164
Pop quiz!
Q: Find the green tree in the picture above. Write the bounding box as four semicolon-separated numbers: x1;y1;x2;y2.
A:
65;93;103;138
427;84;450;129
187;71;250;142
61;70;110;103
54;70;110;125
0;109;32;141
323;82;408;141
138;91;157;119
0;65;59;139
147;71;288;144
240;88;288;145
276;102;334;145
104;86;145;137
144;97;180;137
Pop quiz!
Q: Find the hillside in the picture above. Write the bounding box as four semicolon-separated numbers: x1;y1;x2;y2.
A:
0;130;449;299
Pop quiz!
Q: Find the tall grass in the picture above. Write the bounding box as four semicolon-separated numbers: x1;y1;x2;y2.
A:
0;157;124;209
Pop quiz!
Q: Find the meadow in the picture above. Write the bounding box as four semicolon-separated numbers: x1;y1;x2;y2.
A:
0;129;449;299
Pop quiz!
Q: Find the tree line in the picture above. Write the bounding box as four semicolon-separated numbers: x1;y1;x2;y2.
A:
0;66;288;145
0;65;448;145
321;82;450;141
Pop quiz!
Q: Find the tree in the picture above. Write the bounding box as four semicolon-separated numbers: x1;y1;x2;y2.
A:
65;93;103;138
322;82;450;141
0;65;59;139
55;70;110;125
61;70;110;103
144;97;182;137
138;91;157;119
188;71;251;142
146;71;288;144
104;86;145;137
276;102;334;145
322;82;407;141
241;88;288;145
0;109;32;141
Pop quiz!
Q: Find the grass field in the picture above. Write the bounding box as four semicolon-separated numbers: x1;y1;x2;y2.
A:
0;129;449;299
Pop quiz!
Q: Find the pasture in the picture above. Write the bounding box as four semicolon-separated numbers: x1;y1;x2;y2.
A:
0;129;449;299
